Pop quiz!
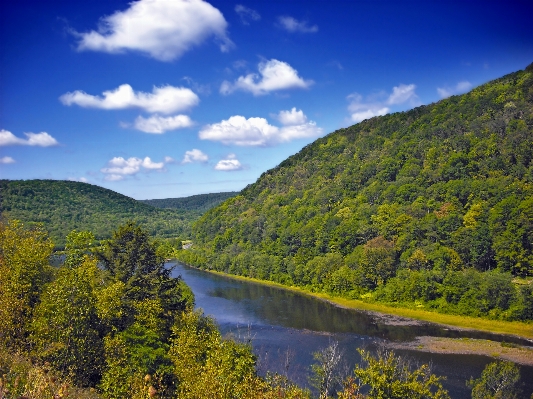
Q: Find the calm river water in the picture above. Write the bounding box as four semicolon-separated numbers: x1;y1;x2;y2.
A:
170;263;533;398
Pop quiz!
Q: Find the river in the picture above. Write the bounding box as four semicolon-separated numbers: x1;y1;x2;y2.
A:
170;262;533;398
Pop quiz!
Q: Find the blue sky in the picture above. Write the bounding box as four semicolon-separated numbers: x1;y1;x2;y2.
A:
1;0;532;200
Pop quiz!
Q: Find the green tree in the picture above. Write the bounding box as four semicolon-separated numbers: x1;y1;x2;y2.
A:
0;220;54;350
468;360;521;399
30;258;104;386
98;221;193;330
341;349;450;399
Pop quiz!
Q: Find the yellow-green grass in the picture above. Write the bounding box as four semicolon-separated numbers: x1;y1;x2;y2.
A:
195;268;533;340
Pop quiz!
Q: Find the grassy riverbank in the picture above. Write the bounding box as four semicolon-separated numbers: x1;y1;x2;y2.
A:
184;266;533;340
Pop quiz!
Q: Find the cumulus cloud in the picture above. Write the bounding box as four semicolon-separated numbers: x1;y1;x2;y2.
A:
133;114;193;133
347;84;420;123
0;156;15;164
182;149;208;164
75;0;233;61
214;154;243;171
275;107;307;125
60;84;199;114
199;109;322;146
437;81;472;98
100;156;169;181
0;129;59;147
220;59;313;96
277;16;318;33
235;5;260;25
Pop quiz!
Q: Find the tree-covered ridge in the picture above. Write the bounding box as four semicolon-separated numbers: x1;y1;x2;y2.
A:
141;191;238;212
0;179;198;247
185;63;533;321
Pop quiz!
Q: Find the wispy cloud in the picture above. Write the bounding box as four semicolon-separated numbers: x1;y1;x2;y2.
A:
214;154;243;171
347;84;420;123
0;156;15;164
220;59;313;96
437;81;472;99
60;84;199;114
132;114;194;133
199;108;322;146
182;149;208;164
0;129;59;147
74;0;233;61
277;16;318;33
100;156;170;181
235;5;260;25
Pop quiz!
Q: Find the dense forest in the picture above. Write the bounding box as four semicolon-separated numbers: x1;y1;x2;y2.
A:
141;191;238;212
1;220;523;399
178;63;533;323
0;180;203;247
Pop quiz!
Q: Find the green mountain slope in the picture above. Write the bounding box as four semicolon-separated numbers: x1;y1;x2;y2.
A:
0;180;195;247
184;63;533;321
141;192;238;212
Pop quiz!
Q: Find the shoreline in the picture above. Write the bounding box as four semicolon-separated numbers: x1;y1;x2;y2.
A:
387;336;533;366
173;261;533;342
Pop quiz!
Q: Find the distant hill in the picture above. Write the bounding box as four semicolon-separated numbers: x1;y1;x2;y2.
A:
141;192;238;212
180;63;533;321
0;180;202;247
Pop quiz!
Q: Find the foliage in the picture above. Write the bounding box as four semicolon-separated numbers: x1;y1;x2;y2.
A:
468;360;521;399
0;351;101;399
0;179;200;247
338;349;450;399
0;220;54;350
181;63;533;321
30;257;104;386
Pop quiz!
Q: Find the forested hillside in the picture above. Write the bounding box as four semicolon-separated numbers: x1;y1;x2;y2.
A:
182;63;533;322
141;191;237;212
0;180;196;247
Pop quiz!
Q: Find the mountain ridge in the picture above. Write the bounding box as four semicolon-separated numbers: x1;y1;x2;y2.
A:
181;63;533;322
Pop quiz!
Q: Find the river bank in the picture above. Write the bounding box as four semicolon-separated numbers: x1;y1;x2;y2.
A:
388;336;533;366
175;262;533;341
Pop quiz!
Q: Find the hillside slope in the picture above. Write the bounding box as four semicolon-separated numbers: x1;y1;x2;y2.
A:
0;180;195;247
141;192;238;212
183;63;533;321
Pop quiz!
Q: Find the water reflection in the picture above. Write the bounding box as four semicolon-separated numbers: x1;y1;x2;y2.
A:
171;263;533;398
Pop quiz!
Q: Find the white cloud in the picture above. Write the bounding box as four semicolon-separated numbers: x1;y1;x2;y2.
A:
100;156;169;180
0;130;59;147
182;149;208;164
75;0;233;61
214;154;243;171
386;84;418;105
199;110;322;146
347;84;420;123
235;5;260;25
437;81;472;99
277;16;318;33
220;59;313;96
275;107;307;125
0;156;15;164
60;84;199;114
133;114;193;133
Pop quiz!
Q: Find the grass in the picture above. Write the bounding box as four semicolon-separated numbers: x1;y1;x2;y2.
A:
197;268;533;340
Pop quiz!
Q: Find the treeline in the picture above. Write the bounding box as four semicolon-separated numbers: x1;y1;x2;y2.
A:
0;220;525;399
184;64;533;322
141;191;238;212
0;180;198;247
